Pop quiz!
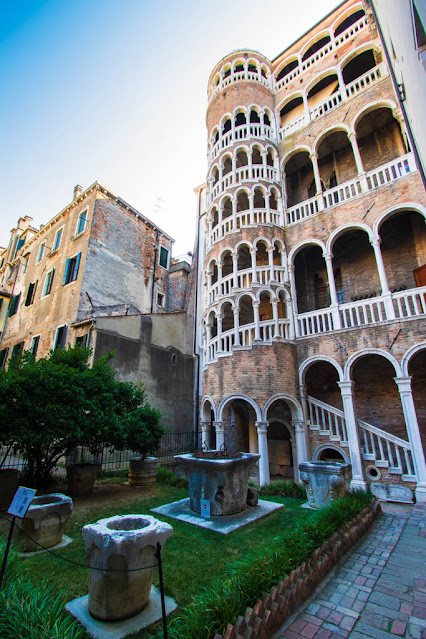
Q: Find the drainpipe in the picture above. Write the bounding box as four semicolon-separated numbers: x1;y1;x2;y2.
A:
368;0;426;191
150;230;160;313
86;319;96;349
192;190;203;445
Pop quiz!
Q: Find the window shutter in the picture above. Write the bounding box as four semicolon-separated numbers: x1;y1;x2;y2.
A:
31;280;38;304
63;259;70;285
48;268;55;294
73;252;82;281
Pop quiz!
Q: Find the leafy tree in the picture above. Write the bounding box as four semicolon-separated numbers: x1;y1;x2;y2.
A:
0;347;164;486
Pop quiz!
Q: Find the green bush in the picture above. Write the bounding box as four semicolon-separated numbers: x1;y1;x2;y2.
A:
166;491;372;639
259;480;307;499
0;540;84;639
156;465;188;488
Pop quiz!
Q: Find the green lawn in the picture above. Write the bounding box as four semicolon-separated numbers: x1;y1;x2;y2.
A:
8;483;313;638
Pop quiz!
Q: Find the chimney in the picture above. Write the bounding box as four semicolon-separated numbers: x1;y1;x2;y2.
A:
73;184;83;200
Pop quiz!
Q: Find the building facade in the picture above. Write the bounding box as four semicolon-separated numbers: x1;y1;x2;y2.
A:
197;0;426;502
0;182;196;434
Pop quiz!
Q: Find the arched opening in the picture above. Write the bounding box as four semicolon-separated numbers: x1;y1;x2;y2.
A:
305;360;342;410
237;191;249;212
222;155;232;177
276;58;299;82
210;261;218;285
221;399;258;462
263;112;271;126
342;49;376;85
253;187;265;209
334;9;365;37
211;207;218;229
294;245;329;312
252;146;262;165
221;251;233;278
207;310;217;339
256;241;268;267
307;74;339;111
236;150;248;167
318;447;346;462
221;301;234;333
222;197;232;220
235;111;247;128
277;290;287;318
285;151;315;207
239;295;254;332
259;291;273;322
408;349;426;456
280;96;304;129
250;109;261;123
237;244;251;272
302;35;331;61
266;400;295;479
273;241;281;265
379;211;426;292
356;107;406;171
270;189;278;210
332;229;380;303
352;355;405;440
222;118;231;136
266;149;274;167
213;167;219;185
317;131;358;192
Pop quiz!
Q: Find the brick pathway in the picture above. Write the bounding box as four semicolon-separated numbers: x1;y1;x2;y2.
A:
272;502;426;639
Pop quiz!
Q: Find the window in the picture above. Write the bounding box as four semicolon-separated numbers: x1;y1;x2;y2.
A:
412;1;426;48
157;292;165;307
25;280;38;306
52;228;63;252
36;242;46;264
13;235;26;260
0;348;9;369
62;252;81;285
11;342;24;358
42;269;55;297
159;246;169;269
22;257;28;273
75;334;87;347
8;293;21;317
30;335;40;357
54;325;68;350
75;210;87;236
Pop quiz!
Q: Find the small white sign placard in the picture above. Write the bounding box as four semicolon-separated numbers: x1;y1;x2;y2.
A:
200;499;211;518
8;487;37;518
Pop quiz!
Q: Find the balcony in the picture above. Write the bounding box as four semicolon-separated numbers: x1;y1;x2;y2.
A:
208;265;288;305
210;124;275;163
279;63;387;140
206;318;291;362
209;208;282;247
209;69;271;104
296;285;426;337
286;152;416;226
209;165;278;204
274;14;368;92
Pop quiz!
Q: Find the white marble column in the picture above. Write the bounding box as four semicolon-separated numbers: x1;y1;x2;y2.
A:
272;297;280;338
288;264;299;316
250;247;258;284
232;197;237;231
201;422;211;450
253;301;261;341
216;313;223;353
233;306;240;347
348;132;368;192
213;421;225;450
323;251;342;329
292;419;308;481
370;236;395;319
310;152;324;211
255;421;270;486
249;193;255;225
268;246;275;283
338;381;367;490
394;377;426;502
232;251;238;289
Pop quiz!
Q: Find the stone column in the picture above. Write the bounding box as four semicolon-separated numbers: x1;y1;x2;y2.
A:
232;196;237;231
302;92;311;122
248;150;253;179
348;132;368;191
336;66;346;100
249;193;255;225
370;236;395;319
288;264;299;316
265;192;271;221
272;297;280;338
200;422;210;450
310;152;324;211
216;313;223;353
292;419;308;481
268;246;275;282
233;306;240;346
213;421;225;450
255;421;270;486
338;381;367;490
253;301;261;341
394;377;426;502
250;247;258;284
299;383;311;459
232;155;237;183
323;251;342;329
232;250;238;289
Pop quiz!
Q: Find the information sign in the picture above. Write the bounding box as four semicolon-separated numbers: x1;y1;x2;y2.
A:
8;487;37;518
200;499;211;518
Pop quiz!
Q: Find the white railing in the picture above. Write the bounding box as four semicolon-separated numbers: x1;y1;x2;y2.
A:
345;63;386;98
366;153;414;190
209;208;281;246
209;69;270;103
280;113;307;139
359;420;415;477
208;265;288;304
323;178;362;208
296;308;334;337
307;395;415;479
310;91;343;120
210;124;274;161
286;153;416;227
340;297;387;328
209;165;278;204
307;396;348;443
206;318;291;361
274;15;368;92
286;196;318;225
393;286;426;318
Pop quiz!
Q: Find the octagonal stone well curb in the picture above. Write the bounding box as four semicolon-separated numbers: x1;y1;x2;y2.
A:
213;500;381;639
82;514;173;622
15;493;73;553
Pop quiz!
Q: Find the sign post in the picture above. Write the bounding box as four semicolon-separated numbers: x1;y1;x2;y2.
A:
0;487;36;590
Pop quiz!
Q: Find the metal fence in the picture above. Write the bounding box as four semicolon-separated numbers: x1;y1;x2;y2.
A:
1;431;202;473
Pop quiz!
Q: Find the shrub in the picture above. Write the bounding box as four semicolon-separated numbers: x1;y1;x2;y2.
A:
259;480;307;499
156;465;188;488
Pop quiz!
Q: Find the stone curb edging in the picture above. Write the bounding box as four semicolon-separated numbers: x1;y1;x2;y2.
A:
214;500;381;639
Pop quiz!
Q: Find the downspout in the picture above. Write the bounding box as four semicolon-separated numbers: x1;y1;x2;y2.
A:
150;230;160;313
192;191;202;445
368;0;426;191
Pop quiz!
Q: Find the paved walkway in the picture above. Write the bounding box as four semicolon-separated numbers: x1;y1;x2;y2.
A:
272;502;426;639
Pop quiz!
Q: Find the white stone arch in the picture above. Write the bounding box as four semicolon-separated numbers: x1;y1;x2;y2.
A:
235;290;256;306
262;393;304;422
206;256;218;273
218;245;236;262
305;66;341;100
401;342;426;377
263;105;274;122
218;298;235;317
276;90;304;115
254;286;274;303
232;58;246;72
351;100;398;134
331;1;364;34
234;238;253;253
373;202;426;236
281;145;313;170
218;394;262;422
218;192;233;210
248;102;262;118
327;222;373;254
299;355;344;386
234;143;250;159
313;123;351;155
233;105;249;120
300;29;333;62
201;396;217;421
339;41;377;73
218;112;233;131
275;285;292;301
247;57;260;72
271;236;285;252
209;162;220;181
344;348;402;381
312;443;350;463
288;238;326;266
275;54;300;81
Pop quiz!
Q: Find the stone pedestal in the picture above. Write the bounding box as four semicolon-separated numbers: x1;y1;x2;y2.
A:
128;457;158;487
82;514;173;622
16;493;73;552
299;461;352;509
174;452;260;516
66;463;100;497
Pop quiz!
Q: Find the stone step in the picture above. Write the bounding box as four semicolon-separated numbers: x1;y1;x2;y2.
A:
375;460;390;468
388;467;403;474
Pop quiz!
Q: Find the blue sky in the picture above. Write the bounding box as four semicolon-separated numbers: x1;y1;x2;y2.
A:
0;0;339;255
